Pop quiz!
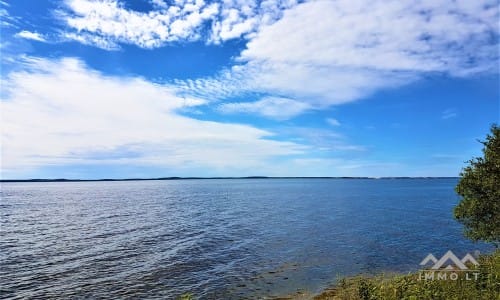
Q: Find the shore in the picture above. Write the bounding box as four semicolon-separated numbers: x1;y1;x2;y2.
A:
175;250;500;299
299;250;499;300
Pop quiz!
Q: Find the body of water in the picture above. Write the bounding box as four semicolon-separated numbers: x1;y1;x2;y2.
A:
0;179;492;299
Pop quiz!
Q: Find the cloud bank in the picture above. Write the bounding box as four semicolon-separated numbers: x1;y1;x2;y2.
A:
2;0;498;176
168;0;498;118
19;0;499;121
0;57;306;177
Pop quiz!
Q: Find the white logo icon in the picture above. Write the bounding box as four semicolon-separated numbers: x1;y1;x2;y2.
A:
420;250;479;271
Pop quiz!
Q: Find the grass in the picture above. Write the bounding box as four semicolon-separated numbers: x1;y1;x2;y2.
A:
178;293;194;300
314;250;500;300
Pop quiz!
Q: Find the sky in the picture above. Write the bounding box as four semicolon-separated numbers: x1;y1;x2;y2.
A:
0;0;499;179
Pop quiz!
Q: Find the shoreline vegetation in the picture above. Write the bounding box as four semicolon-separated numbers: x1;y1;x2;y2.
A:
176;251;500;300
0;177;459;183
310;250;499;300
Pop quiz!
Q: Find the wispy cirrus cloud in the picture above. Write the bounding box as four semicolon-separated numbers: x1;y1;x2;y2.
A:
57;0;219;48
218;96;311;120
0;1;18;28
273;125;367;153
441;108;459;120
15;30;47;42
326;118;341;126
61;32;120;50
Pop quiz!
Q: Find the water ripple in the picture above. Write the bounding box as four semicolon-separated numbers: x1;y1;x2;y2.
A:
0;179;492;299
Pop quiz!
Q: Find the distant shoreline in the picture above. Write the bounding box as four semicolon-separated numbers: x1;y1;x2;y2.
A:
0;176;459;183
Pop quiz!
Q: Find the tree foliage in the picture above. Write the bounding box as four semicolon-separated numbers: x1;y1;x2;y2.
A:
454;124;500;247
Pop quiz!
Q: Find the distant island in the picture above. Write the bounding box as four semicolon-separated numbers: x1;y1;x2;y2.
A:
1;176;459;182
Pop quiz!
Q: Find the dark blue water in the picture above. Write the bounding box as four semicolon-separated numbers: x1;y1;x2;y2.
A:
0;179;493;299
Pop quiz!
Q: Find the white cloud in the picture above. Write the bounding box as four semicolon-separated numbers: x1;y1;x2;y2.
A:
15;30;46;42
326;118;341;126
0;57;307;177
175;60;413;108
218;96;311;120
240;0;498;75
150;0;168;9
208;0;297;43
57;0;498;76
58;0;219;48
58;0;296;48
0;2;17;28
54;0;498;119
441;108;458;119
62;32;120;50
176;0;498;112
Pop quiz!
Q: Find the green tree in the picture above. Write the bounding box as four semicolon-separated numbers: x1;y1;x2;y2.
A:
454;124;500;247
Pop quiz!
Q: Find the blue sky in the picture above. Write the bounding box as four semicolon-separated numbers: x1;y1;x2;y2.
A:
1;0;499;179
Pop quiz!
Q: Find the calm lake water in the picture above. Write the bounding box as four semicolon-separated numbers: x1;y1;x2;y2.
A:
0;179;493;299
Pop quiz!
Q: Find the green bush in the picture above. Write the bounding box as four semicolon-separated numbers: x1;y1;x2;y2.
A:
454;124;500;247
314;251;500;300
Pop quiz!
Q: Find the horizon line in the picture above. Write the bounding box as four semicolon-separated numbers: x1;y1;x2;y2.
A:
0;176;460;183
